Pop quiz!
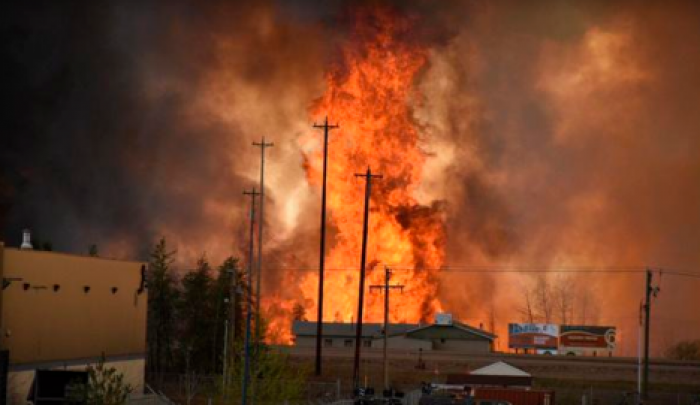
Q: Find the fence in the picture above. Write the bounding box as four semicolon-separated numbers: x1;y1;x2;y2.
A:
554;387;700;405
324;388;422;405
148;373;349;405
306;381;342;404
402;390;422;405
144;374;691;405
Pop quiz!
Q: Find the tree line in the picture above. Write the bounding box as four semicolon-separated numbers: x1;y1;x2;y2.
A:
145;238;306;404
519;273;598;325
146;237;246;376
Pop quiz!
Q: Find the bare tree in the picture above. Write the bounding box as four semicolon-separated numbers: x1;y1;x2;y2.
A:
521;274;598;327
519;285;536;323
533;274;553;324
572;281;599;325
553;274;575;325
488;299;499;350
578;289;591;325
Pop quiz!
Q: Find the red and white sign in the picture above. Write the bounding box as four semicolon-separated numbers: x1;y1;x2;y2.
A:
560;326;616;350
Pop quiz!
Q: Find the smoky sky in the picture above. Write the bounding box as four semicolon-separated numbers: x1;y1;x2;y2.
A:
4;3;180;253
2;0;700;352
0;0;461;258
1;1;310;257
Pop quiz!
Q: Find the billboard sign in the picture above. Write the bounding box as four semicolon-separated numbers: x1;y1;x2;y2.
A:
559;325;616;350
508;323;559;349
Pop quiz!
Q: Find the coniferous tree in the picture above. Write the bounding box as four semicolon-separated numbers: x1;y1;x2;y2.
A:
180;254;216;374
67;356;132;405
146;238;179;375
211;257;245;373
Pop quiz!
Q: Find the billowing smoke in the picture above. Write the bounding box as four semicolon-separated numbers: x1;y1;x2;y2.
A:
2;0;699;354
2;1;326;262
417;0;700;355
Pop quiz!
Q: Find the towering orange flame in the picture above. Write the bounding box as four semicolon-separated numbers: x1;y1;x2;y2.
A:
299;7;445;329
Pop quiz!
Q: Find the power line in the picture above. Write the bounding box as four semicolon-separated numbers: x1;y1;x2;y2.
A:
656;270;700;279
257;266;645;272
254;266;700;277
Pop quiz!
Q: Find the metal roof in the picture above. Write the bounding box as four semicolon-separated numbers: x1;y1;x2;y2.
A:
471;361;531;377
292;321;418;338
404;321;497;341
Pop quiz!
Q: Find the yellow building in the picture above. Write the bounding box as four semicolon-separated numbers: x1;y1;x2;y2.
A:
0;237;147;404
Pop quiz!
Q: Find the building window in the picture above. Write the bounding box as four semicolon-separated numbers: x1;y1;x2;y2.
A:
363;339;372;348
324;339;333;347
344;339;353;347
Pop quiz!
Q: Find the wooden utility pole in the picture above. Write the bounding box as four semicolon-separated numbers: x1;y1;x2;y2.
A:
252;137;273;348
353;167;382;392
637;300;643;399
313;117;339;376
242;188;259;405
642;269;659;400
222;269;238;404
370;266;404;391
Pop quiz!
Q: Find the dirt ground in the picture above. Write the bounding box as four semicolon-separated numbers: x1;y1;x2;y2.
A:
288;346;700;397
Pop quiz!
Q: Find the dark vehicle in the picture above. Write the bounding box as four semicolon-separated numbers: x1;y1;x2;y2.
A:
354;386;376;405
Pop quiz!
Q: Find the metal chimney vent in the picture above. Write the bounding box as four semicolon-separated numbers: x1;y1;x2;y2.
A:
20;229;33;250
435;313;453;325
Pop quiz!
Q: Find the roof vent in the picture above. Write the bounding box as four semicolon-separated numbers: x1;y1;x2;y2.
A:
20;229;33;250
435;313;453;325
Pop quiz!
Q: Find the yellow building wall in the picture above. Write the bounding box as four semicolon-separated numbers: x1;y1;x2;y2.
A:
0;246;147;365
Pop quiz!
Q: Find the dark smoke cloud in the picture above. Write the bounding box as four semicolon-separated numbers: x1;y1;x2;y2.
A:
1;1;326;261
1;2;236;256
2;0;699;353
416;0;700;354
